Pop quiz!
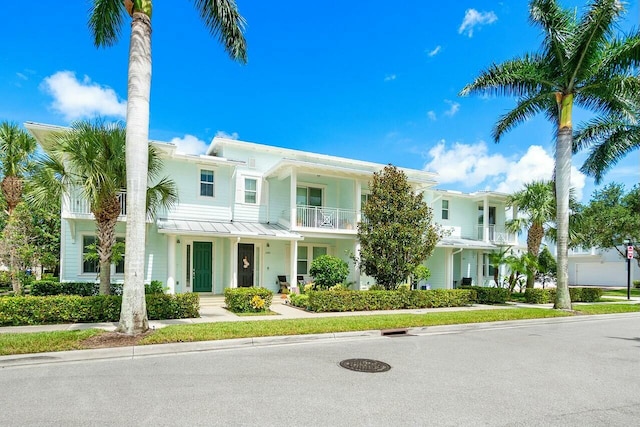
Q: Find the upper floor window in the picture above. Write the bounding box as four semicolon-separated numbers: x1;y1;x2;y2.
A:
200;170;215;197
244;178;257;204
442;200;449;220
296;186;322;207
478;205;496;225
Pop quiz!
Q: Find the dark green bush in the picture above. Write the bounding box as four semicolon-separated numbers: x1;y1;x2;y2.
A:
288;294;309;308
29;280;165;296
0;294;200;326
524;288;556;304
570;287;602;302
224;287;273;313
468;286;510;304
309;255;349;289
304;289;472;312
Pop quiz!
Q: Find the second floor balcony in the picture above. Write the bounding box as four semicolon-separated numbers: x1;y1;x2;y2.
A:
293;205;358;232
477;225;517;245
64;192;127;219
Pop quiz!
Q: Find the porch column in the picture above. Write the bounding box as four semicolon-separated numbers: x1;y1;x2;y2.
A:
511;203;518;245
483;196;489;242
477;251;484;286
355;180;362;223
290;167;297;228
167;235;177;294
290;239;298;291
231;237;239;288
354;242;362;289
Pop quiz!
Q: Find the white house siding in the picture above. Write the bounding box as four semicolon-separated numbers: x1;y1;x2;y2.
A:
268;176;290;224
425;249;447;289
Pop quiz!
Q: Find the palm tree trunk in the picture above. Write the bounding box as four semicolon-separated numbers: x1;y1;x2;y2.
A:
555;126;572;310
94;195;121;295
526;222;544;289
117;11;151;335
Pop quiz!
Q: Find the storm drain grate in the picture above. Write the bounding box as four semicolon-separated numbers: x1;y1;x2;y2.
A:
339;358;391;373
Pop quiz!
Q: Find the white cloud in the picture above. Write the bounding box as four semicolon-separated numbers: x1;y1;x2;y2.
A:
444;100;460;117
41;71;126;121
423;142;586;199
427;46;441;57
16;72;28;80
215;130;239;140
170;135;209;155
427;111;437;121
384;74;397;82
458;9;497;37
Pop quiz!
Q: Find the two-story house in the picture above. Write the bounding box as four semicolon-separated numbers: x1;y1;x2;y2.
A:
26;122;518;293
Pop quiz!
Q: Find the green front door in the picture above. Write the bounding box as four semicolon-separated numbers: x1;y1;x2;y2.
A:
193;242;212;292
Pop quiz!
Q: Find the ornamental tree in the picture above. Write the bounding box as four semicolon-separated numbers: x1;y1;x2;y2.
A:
357;165;441;290
309;255;349;290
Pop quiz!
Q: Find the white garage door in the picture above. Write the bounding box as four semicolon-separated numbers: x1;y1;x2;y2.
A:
573;262;627;287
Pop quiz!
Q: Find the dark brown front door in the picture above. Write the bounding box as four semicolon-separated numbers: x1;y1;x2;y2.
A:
238;243;254;287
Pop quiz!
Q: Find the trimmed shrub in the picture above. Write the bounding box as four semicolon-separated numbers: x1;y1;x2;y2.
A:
309;255;349;290
224;287;273;313
634;280;640;289
0;294;200;326
304;289;472;312
570;287;602;302
524;288;556;304
288;294;309;309
468;286;510;304
29;281;162;297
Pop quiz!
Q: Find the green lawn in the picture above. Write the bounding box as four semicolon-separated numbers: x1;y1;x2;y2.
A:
1;304;638;356
601;288;640;298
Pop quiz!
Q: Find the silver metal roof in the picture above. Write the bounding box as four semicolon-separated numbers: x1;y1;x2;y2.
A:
156;219;302;240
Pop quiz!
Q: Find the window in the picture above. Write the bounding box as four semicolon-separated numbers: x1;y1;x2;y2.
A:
115;237;125;274
82;236;98;274
297;245;329;275
83;236;125;274
200;170;214;197
478;205;496;225
483;254;497;277
296;186;322;206
442;200;449;220
361;193;370;208
297;246;308;275
244;178;257;204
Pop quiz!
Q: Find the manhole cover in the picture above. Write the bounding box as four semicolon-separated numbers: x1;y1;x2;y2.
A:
339;358;391;373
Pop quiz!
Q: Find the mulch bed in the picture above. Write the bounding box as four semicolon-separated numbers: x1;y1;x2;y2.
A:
81;330;155;349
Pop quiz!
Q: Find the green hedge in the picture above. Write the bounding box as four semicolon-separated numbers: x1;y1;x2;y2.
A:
288;294;309;308
524;287;603;304
0;293;200;326
224;287;273;313
303;289;472;312
30;280;166;296
467;286;510;304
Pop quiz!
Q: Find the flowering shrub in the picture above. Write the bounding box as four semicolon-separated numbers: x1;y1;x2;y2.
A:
224;287;273;313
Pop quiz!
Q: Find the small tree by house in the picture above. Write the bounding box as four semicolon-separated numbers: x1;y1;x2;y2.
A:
309;255;349;290
0;203;37;294
537;246;557;289
357;165;441;290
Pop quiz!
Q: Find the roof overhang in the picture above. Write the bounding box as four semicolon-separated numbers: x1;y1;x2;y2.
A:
437;237;498;250
156;219;303;240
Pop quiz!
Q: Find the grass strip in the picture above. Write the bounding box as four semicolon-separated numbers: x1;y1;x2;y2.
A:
573;303;640;315
0;329;102;356
601;289;640;297
140;308;570;345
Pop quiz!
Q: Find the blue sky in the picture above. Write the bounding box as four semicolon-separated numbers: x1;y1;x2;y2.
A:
1;1;638;202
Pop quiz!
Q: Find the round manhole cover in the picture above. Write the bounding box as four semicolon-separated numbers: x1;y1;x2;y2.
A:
339;358;391;373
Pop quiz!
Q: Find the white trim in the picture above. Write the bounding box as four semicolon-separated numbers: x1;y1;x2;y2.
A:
198;167;216;200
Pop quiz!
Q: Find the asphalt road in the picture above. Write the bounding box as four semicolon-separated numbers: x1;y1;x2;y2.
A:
1;314;639;426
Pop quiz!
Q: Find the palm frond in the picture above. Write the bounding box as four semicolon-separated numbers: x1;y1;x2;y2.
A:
529;0;574;71
89;0;127;48
492;93;555;142
193;0;248;63
460;55;554;98
146;176;178;218
25;152;69;211
594;31;640;75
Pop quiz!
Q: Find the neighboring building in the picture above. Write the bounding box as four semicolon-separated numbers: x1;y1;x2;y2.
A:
568;246;639;287
26;122;517;294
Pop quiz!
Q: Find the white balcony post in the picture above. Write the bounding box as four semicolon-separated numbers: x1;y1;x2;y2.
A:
483;197;489;242
290;168;297;228
355;181;362;223
231;237;239;288
167;235;176;294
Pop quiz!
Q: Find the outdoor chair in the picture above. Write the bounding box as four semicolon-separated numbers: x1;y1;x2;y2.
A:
461;277;472;287
277;275;290;293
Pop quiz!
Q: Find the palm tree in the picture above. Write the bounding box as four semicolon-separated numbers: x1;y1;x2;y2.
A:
0;122;36;217
460;0;640;310
88;0;247;334
506;180;555;289
0;122;37;294
574;112;640;184
29;120;177;295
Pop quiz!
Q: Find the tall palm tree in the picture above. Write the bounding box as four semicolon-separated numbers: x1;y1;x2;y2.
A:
506;180;555;289
0;122;37;294
574;112;640;184
88;0;247;334
29;120;177;295
460;0;640;310
0;122;36;217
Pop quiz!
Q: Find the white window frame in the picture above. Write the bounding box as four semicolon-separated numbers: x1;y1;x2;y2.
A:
442;199;449;220
199;168;216;199
297;244;330;275
244;177;258;204
80;234;125;277
296;183;326;207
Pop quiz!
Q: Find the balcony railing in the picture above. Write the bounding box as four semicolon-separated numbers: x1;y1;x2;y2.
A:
295;205;357;231
66;191;127;217
477;225;516;245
